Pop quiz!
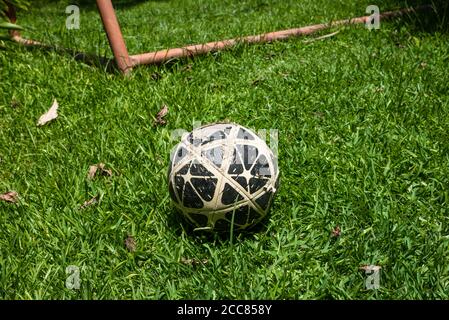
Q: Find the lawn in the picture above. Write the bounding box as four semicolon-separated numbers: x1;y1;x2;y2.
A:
1;0;449;299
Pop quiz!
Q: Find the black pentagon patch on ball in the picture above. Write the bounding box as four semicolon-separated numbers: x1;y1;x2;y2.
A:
255;191;272;211
190;160;213;176
214;218;232;231
248;207;262;224
249;177;268;193
225;205;249;225
189;212;208;227
182;181;204;208
191;177;217;201
178;162;190;175
221;183;244;205
232;176;248;191
237;128;255;140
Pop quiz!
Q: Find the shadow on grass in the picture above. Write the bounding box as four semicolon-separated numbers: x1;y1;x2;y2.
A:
9;40;119;73
165;207;271;244
377;0;449;33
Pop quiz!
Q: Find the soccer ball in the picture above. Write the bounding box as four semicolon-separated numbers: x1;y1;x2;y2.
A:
168;123;279;232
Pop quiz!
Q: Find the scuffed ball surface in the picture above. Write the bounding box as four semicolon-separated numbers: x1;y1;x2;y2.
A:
168;123;279;232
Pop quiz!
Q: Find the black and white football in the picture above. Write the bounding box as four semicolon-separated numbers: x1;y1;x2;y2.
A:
168;123;279;232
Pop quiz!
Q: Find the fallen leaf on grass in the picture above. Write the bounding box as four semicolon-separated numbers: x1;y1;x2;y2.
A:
151;72;162;81
180;257;208;266
11;98;20;109
0;191;18;203
79;195;98;210
87;165;98;179
87;163;112;179
264;52;276;60
125;235;136;252
331;226;341;238
180;64;193;72
37;99;58;126
313;111;325;118
251;78;264;86
373;87;384;93
153;105;168;126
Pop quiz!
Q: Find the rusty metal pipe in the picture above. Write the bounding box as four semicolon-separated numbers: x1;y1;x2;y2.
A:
96;0;132;74
130;5;430;66
6;3;431;73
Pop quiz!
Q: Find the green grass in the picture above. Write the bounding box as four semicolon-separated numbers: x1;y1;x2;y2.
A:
1;0;449;299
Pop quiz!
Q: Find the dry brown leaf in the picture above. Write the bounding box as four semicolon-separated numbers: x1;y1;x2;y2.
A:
87;165;98;179
79;195;98;210
37;99;59;126
251;78;264;86
313;111;325;118
11;98;20;109
180;64;193;72
125;235;136;252
151;72;162;81
374;87;384;93
98;163;112;177
87;163;112;179
0;191;19;203
180;257;208;266
331;226;341;238
154;105;168;126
